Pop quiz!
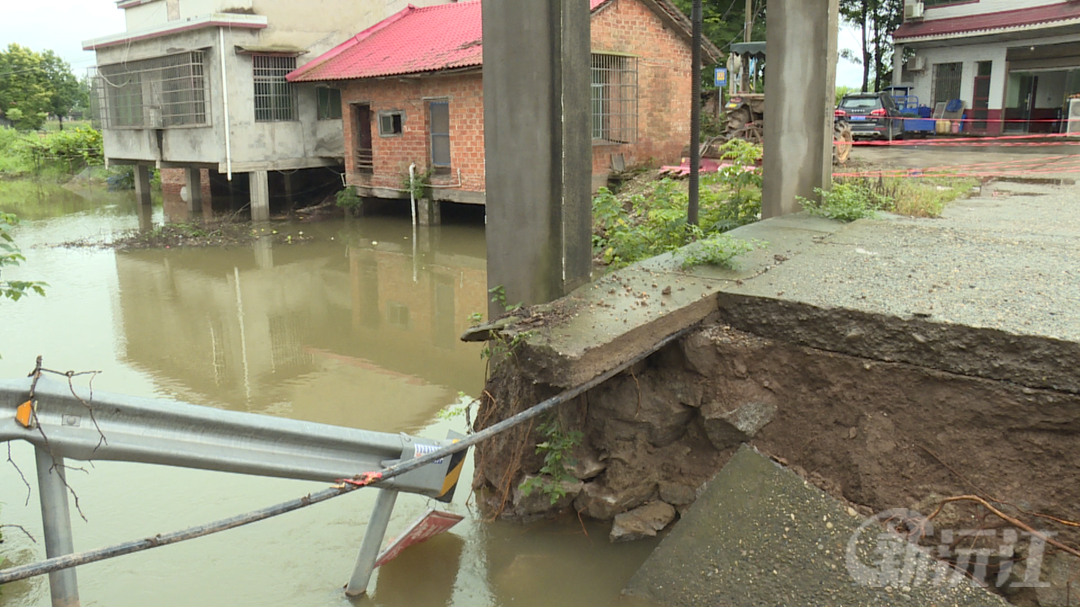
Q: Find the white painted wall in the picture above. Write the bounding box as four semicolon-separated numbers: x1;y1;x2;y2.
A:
125;1;169;30
907;43;1007;109
920;0;1064;21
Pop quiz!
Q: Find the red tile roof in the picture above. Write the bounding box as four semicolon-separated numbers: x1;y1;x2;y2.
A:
289;0;716;83
894;3;1080;41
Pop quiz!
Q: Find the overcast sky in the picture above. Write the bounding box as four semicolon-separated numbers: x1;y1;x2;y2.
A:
1;2;865;87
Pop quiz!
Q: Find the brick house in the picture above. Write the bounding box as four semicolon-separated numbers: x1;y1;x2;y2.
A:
287;0;720;209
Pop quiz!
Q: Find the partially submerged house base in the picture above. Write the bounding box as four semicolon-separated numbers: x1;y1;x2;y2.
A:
287;0;720;222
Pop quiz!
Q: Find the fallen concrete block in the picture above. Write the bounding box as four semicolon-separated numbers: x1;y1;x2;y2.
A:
626;445;1010;606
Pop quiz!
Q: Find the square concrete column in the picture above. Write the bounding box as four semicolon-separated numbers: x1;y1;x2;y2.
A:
250;170;270;222
483;0;592;315
417;198;441;226
762;0;840;218
184;167;203;214
134;164;152;206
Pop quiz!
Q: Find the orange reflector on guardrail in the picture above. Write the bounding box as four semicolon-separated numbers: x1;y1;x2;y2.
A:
15;400;34;428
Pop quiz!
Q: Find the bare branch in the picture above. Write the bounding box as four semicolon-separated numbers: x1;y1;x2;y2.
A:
7;442;32;506
0;524;38;544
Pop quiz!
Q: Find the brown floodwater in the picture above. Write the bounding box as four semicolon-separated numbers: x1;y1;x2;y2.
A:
0;181;660;607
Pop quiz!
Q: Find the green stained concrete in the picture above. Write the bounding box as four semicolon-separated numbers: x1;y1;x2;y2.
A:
625;446;1009;606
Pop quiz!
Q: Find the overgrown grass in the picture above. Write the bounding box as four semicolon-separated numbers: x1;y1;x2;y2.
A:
801;176;978;222
0;126;104;179
592;139;762;270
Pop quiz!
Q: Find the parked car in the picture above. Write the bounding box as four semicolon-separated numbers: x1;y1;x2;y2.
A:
835;92;902;140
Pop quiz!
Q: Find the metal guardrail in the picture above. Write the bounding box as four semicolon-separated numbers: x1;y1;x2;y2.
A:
0;375;464;605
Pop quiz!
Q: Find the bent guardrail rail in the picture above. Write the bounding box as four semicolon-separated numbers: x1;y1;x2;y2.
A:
0;375;466;606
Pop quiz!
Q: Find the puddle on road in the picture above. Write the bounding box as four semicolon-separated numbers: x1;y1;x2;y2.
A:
0;183;662;607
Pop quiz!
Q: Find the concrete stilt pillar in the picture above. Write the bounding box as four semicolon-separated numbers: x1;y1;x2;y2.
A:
134;165;152;207
185;167;203;215
250;170;270;222
482;0;592;315
762;0;840;218
283;172;294;210
417;198;441;226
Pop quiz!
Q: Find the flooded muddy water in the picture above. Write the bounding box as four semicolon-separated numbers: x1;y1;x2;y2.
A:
0;182;660;607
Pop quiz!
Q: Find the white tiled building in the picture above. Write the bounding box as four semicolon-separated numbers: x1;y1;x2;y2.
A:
894;0;1080;134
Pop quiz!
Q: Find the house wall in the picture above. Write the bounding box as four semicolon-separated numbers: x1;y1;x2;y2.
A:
589;0;695;177
915;0;1064;21
98;0;454;174
338;0;697;202
340;73;486;203
903;29;1080;133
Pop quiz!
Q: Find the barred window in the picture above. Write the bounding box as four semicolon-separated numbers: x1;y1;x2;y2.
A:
254;55;297;122
932;62;963;105
591;53;638;144
94;51;209;129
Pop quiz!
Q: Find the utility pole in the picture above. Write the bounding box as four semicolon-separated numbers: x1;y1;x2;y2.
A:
743;0;753;92
688;0;702;227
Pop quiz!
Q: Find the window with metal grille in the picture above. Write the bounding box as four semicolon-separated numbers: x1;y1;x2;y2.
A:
93;51;209;129
591;53;638;144
429;100;450;173
317;87;342;120
932;62;963;105
254;55;297;122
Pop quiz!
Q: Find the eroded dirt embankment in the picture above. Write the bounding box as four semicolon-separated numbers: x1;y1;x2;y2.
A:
475;319;1080;526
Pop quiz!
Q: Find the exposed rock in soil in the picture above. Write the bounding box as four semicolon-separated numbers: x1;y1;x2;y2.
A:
609;501;676;543
700;399;777;450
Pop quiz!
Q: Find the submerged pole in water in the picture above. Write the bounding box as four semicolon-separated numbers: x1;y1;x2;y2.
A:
344;488;399;596
35;447;80;607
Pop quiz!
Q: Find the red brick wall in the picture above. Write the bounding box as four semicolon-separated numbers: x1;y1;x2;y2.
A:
339;0;695;195
160;168;212;198
341;73;486;194
589;0;694;174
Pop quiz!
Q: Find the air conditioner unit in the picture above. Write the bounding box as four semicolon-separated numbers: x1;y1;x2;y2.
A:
907;55;927;72
1067;98;1080;136
905;2;925;20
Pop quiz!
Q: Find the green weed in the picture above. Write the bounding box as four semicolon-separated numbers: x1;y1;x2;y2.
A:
678;234;758;270
518;414;583;505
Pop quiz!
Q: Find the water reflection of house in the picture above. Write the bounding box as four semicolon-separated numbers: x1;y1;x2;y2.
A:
895;0;1080;134
113;233;485;430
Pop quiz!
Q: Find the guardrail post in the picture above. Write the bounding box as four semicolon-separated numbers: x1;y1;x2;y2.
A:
344;488;398;597
35;447;80;607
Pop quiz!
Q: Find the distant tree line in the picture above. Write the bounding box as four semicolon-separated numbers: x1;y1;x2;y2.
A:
0;44;89;132
668;0;906;93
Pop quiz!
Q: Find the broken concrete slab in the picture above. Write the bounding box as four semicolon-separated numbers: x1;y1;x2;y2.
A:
625;445;1010;606
497;186;1080;393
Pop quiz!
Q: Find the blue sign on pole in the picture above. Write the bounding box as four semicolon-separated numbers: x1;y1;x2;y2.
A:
714;67;727;87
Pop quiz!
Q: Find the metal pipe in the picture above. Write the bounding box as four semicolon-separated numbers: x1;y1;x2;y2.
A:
344;488;399;596
0;326;695;587
409;163;417;228
35;447;80;607
219;28;233;181
688;0;702;227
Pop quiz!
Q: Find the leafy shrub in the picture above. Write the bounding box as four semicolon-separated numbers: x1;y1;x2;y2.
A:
679;234;757;270
592;139;763;269
106;166;135;191
799;182;885;222
335;187;362;213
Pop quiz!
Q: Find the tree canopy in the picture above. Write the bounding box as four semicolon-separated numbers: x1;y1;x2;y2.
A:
667;0;906;93
0;44;88;131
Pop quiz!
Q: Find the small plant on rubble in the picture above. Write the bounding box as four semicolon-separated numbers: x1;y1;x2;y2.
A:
519;415;583;505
